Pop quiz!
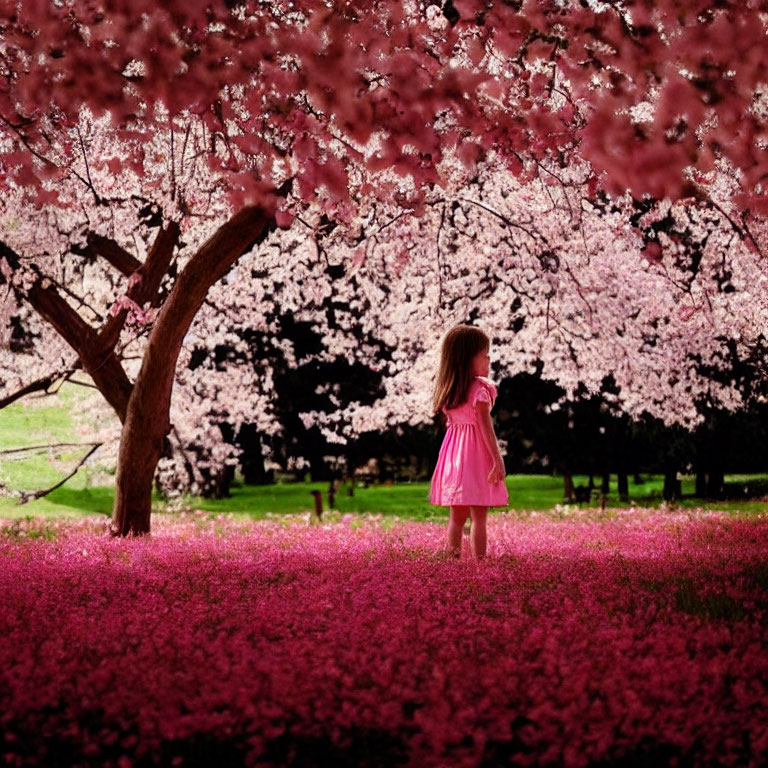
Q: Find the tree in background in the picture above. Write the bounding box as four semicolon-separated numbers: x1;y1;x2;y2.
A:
191;167;768;496
307;167;767;432
2;0;560;533
3;158;767;505
3;1;768;531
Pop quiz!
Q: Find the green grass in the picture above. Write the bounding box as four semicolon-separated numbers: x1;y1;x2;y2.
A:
3;473;768;523
1;383;767;521
190;476;582;521
0;382;115;518
187;473;768;521
189;474;668;520
192;481;441;520
0;385;79;452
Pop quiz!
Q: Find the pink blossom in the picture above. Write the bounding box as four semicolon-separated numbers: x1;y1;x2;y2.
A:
0;510;766;766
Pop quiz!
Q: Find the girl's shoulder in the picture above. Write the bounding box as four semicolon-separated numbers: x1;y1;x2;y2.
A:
473;376;497;392
471;376;497;405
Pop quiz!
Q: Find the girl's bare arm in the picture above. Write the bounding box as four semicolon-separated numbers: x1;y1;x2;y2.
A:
475;400;505;484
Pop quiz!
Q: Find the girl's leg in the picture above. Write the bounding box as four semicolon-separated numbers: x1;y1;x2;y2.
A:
469;506;488;559
448;506;470;556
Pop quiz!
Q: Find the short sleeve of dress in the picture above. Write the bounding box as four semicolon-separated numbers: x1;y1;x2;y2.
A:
471;378;496;409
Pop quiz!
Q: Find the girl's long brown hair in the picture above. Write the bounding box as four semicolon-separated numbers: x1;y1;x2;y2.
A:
433;325;490;415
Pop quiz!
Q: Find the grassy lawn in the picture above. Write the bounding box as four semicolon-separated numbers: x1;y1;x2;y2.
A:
188;473;768;520
0;382;116;518
2;473;768;521
192;475;609;520
2;384;768;520
7;464;768;522
0;386;84;491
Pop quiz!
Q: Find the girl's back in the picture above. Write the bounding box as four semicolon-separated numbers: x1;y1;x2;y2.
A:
430;376;508;508
442;377;495;425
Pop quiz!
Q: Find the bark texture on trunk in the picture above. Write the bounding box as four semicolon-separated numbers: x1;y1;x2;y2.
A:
111;206;273;536
25;278;134;421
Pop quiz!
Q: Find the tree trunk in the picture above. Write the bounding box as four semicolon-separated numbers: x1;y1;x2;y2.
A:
615;418;628;502
309;455;331;482
111;205;274;535
662;470;680;501
695;470;707;497
617;472;629;500
111;393;168;535
563;472;575;502
706;468;725;499
601;473;610;495
198;464;235;499
238;425;270;484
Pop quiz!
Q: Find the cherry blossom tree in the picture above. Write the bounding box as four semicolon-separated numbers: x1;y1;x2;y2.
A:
1;1;537;534
282;166;768;501
2;0;768;533
156;167;768;494
154;227;393;495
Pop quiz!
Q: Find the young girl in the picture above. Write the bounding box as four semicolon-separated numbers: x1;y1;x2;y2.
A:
430;325;508;559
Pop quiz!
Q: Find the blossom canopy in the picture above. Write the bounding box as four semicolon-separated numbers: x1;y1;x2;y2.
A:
2;0;768;213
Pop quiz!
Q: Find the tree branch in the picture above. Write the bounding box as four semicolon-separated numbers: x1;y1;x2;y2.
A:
140;222;182;307
436;203;446;311
0;366;79;410
85;232;142;276
77;124;101;205
18;265;133;421
45;274;105;322
97;221;180;350
1;441;98;456
17;442;102;504
26;273;98;345
458;196;545;244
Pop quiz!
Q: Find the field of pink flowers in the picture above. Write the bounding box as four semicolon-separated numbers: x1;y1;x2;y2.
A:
1;508;767;768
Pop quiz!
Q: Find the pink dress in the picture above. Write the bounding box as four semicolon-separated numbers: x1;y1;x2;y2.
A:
430;376;509;508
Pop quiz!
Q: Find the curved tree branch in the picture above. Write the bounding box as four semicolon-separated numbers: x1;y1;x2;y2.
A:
0;365;79;410
17;265;133;420
17;442;103;505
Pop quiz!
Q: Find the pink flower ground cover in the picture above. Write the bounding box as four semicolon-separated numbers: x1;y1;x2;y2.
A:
1;509;767;768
